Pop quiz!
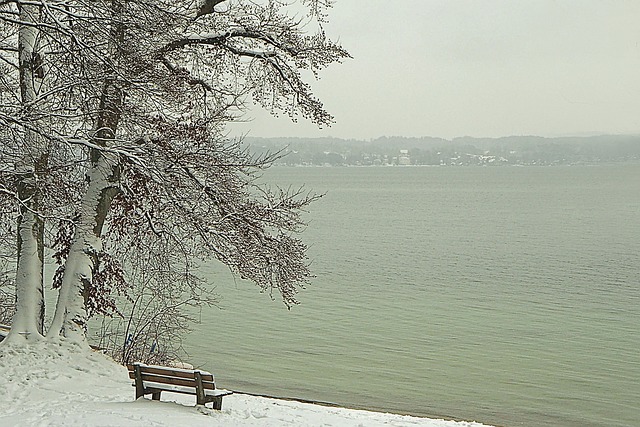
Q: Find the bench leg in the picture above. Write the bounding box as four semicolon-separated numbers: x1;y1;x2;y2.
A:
152;391;161;401
212;397;223;410
134;365;144;400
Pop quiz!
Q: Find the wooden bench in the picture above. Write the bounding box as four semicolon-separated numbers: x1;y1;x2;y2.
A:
127;362;233;410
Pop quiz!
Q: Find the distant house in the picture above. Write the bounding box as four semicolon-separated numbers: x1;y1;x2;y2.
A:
398;149;411;165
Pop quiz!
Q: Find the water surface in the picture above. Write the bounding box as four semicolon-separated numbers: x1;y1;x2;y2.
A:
187;164;640;427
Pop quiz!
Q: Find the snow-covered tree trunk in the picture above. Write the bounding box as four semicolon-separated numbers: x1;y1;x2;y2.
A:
47;150;119;343
6;3;46;343
48;79;121;342
10;203;45;341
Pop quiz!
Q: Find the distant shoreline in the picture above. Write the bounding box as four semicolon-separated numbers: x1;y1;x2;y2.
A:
245;134;640;167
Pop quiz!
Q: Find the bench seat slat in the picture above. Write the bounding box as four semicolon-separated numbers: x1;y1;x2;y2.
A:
141;374;214;389
129;362;213;375
128;372;215;389
141;382;233;398
143;382;204;396
127;364;213;381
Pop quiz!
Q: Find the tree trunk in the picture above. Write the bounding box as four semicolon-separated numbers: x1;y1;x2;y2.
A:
47;151;119;342
9;206;45;342
48;81;122;342
6;3;46;343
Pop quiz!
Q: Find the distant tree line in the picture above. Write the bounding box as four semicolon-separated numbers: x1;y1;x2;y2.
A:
246;135;640;166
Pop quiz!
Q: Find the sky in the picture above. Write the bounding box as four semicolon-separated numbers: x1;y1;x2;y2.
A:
230;0;640;140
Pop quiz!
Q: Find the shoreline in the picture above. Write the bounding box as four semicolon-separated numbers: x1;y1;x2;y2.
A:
227;389;482;425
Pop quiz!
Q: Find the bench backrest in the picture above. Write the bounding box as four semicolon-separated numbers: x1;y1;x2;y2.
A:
127;363;215;390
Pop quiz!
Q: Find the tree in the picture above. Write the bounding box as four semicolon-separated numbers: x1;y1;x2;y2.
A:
0;0;349;349
3;2;50;339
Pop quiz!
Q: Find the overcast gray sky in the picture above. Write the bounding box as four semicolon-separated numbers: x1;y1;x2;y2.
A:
231;0;640;140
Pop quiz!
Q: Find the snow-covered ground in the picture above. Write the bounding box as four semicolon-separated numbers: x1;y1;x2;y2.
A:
0;341;493;427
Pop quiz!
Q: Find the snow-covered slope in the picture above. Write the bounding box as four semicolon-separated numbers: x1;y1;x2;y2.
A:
0;341;492;427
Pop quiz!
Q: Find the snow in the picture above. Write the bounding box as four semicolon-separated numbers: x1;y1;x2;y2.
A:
0;341;493;427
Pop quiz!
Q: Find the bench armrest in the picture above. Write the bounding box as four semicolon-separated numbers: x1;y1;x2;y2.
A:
204;388;233;397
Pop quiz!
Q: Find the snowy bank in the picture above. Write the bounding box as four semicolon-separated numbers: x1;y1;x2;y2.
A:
0;341;493;427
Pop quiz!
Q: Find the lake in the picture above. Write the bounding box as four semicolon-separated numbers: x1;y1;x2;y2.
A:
185;164;640;427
